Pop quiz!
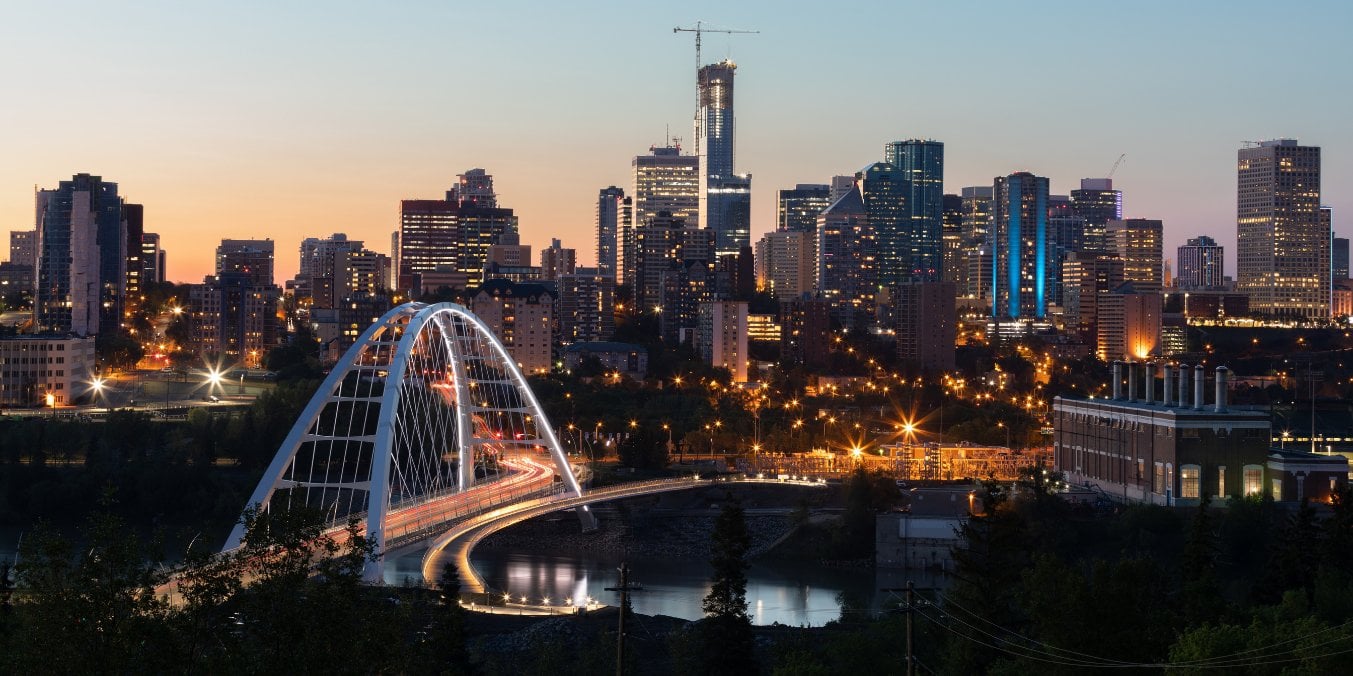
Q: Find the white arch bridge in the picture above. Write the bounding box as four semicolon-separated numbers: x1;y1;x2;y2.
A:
224;302;596;581
225;301;824;585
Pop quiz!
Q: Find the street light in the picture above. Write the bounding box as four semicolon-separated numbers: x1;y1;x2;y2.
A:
998;421;1010;450
45;392;55;418
90;377;106;411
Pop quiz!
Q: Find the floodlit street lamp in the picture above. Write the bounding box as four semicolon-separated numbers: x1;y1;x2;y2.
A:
90;377;106;411
46;392;56;418
998;421;1010;450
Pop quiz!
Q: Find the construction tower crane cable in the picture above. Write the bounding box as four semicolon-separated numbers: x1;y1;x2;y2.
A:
1108;153;1126;179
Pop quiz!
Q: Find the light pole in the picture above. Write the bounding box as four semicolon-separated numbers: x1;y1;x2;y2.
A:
91;377;106;412
663;423;675;463
46;392;55;418
998;421;1010;450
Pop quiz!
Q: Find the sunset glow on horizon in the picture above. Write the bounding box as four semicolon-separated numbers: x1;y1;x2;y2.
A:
3;1;1351;283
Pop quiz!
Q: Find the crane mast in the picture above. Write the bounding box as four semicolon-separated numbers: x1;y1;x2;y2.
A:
673;21;759;105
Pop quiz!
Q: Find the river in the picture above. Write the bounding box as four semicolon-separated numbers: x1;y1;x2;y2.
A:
388;546;941;627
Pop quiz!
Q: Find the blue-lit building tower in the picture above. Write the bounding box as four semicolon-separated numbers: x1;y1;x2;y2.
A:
991;172;1049;320
884;140;944;282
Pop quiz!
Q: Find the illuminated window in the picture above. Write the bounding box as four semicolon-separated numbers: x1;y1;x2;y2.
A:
1180;465;1201;499
1244;465;1263;496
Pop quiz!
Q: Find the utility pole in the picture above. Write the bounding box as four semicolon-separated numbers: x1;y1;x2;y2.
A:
882;580;917;676
605;562;644;676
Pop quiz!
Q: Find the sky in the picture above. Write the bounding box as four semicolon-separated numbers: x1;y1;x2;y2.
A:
2;0;1352;284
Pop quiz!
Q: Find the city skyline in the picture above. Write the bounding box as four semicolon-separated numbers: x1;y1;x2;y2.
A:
2;1;1351;283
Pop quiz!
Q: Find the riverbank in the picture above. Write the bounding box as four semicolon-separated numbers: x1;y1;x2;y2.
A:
474;482;829;561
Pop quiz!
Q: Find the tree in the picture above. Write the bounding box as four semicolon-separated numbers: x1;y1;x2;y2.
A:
695;495;758;675
95;330;145;372
1179;497;1226;625
3;491;178;674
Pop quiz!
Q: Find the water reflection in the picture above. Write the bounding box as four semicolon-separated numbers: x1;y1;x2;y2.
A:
461;549;928;627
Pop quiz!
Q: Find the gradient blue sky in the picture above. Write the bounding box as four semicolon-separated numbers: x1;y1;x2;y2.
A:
2;0;1351;283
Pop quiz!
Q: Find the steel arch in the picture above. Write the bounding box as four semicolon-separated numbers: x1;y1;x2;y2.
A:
222;302;590;581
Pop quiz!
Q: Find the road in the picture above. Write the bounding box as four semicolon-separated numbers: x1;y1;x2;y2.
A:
420;474;826;595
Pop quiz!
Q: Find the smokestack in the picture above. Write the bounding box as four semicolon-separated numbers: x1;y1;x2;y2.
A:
1178;363;1189;408
1112;361;1123;400
1194;364;1205;411
1144;362;1155;405
1162;364;1174;407
1128;361;1138;401
1215;366;1229;413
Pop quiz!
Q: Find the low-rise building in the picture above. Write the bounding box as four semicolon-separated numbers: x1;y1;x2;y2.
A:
0;334;95;406
876;486;975;572
1055;364;1279;505
562;341;648;379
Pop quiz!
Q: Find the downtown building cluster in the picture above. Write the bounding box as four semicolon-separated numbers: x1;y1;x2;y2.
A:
1;54;1344;404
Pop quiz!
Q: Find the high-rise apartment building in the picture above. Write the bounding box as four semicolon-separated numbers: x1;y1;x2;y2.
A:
816;185;876;328
1046;195;1088;307
695;61;752;256
398;179;518;291
884;139;944;282
216;239;275;287
3;230;37;295
780;297;832;371
1062;253;1125;345
557;270;615;344
755;230;815;299
35;173;129;335
960;186;994;300
189;259;280;368
467;279;553;375
891;281;957;373
1334;236;1348;281
9;230;36;267
539;239;576;280
991;172;1050;320
632;144;700;229
698;300;748;383
1237;139;1326;319
1107;219;1163;294
140;233;164;285
297;234;362;281
858;162;908;288
398;199;461;291
941;194;965;287
1070;178;1121;254
1096;284;1161;362
777;184;832;233
122;203;144;302
596;186;628;276
447;168;497;207
631;211;714;318
1176;236;1225;290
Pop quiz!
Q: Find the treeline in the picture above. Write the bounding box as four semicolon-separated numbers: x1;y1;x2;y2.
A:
775;477;1353;674
0;504;468;674
0;380;317;531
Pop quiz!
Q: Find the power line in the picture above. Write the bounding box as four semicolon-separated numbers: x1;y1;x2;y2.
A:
920;601;1353;670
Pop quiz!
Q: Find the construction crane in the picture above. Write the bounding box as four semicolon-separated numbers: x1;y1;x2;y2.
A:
1107;153;1127;179
673;21;759;79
